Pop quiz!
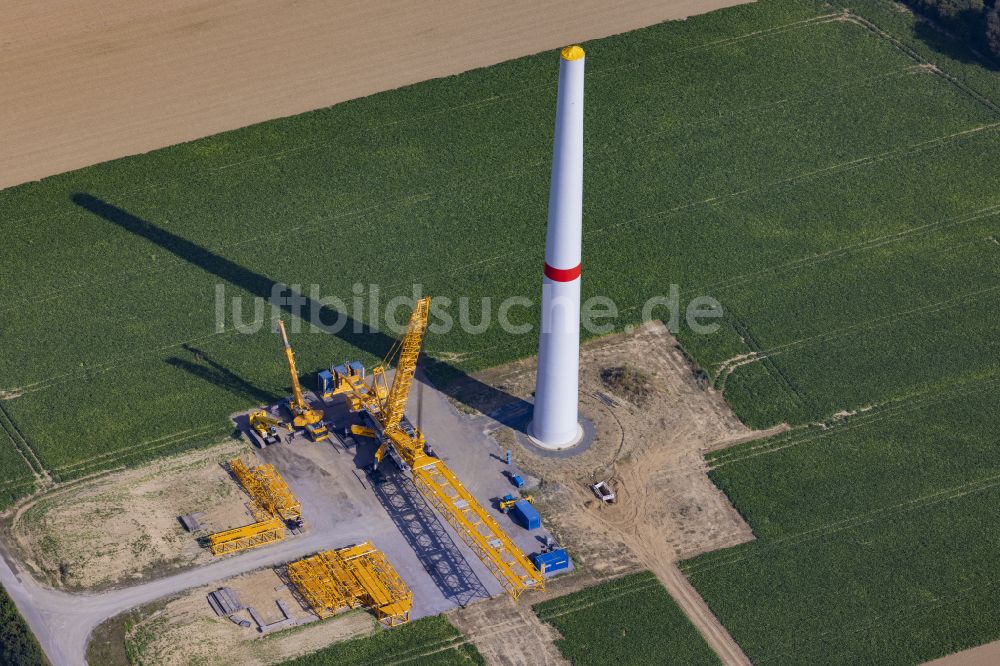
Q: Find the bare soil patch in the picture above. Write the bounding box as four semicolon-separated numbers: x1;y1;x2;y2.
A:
110;568;374;666
471;322;760;569
451;322;774;664
600;364;656;406
925;641;1000;666
8;438;254;590
1;0;751;189
449;572;611;666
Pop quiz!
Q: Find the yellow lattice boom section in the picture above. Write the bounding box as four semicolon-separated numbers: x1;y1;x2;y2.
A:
287;543;412;627
208;517;285;556
205;458;300;556
230;458;302;523
380;296;430;431
286;553;354;619
412;458;544;599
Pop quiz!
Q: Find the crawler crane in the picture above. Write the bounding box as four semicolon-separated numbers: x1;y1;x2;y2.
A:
277;319;329;442
333;296;545;599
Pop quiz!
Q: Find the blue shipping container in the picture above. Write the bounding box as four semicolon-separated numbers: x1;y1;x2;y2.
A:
532;549;569;573
317;370;334;397
511;500;541;530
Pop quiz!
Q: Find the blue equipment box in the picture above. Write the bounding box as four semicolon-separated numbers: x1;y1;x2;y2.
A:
532;548;569;573
511;499;541;530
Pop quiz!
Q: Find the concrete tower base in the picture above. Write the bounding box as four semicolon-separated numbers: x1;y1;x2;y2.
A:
520;416;595;458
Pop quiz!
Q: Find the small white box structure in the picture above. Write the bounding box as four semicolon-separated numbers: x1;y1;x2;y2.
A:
591;481;615;503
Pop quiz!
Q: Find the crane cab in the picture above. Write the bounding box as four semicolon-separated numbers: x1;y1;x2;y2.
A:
248;409;287;447
281;397;329;442
303;421;329;442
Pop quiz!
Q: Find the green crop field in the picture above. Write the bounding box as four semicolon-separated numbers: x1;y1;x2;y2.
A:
684;381;1000;664
0;0;995;485
2;0;1000;661
283;616;482;666
534;572;720;665
0;0;991;482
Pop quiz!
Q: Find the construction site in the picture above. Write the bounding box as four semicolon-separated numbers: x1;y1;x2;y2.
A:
0;30;769;665
69;319;754;666
166;297;567;635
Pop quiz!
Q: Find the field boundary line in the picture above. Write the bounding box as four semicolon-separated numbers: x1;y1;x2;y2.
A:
685;200;1000;303
7;17;1000;400
30;171;988;391
535;579;665;621
453;260;1000;385
534;573;662;618
0;401;51;487
5;58;994;318
707;373;1000;468
687;437;1000;576
630;63;924;147
0;60;915;315
751;565;1000;664
225;83;1000;308
49;423;227;478
5;327;242;396
381;635;469;666
588;13;844;84
0;186;443;315
711;283;1000;385
843;12;1000;118
719;311;810;411
684;469;1000;576
0;11;842;232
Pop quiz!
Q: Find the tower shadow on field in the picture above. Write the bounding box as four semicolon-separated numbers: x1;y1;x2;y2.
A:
72;193;532;427
165;344;280;405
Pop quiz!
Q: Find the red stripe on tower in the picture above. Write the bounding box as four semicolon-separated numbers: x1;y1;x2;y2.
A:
543;262;581;282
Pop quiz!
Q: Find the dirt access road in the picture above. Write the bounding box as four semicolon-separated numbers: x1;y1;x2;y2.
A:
1;0;751;190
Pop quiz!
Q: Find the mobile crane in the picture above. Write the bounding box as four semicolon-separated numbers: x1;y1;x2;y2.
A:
333;296;545;599
248;409;288;447
277;319;329;442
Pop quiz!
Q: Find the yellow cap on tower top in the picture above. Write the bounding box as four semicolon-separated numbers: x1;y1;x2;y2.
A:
560;45;585;61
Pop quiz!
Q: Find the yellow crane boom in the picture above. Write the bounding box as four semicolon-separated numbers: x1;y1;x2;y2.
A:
278;319;309;413
370;297;431;466
205;457;303;556
337;296;545;599
381;296;430;431
277;319;328;441
208;517;285;556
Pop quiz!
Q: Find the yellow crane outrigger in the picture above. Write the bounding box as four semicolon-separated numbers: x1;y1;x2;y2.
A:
277;319;329;442
334;296;545;599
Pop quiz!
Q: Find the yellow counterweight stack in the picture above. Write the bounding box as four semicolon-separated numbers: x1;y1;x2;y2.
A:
287;542;412;627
